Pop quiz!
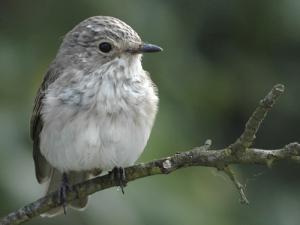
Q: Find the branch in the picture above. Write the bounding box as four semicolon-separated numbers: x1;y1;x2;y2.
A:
1;84;298;225
223;166;249;204
230;84;285;153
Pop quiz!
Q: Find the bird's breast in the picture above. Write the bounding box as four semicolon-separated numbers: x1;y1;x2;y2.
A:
41;65;158;172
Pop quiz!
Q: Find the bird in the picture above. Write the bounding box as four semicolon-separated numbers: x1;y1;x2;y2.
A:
30;16;162;217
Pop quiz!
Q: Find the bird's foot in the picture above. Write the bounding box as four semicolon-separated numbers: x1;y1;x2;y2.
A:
111;167;127;194
58;173;71;215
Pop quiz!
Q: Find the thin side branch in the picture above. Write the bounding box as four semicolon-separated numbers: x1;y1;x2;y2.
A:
1;84;297;225
223;166;249;204
230;84;285;153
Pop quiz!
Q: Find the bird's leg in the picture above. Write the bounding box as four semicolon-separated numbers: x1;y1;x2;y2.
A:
111;167;127;194
58;172;71;215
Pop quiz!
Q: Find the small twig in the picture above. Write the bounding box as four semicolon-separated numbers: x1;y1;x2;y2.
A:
204;139;212;150
223;166;249;204
230;84;285;153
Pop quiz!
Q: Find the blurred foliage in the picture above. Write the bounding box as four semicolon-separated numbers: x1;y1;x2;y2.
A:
1;0;300;225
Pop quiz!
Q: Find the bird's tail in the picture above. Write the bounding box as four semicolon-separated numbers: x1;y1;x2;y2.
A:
41;169;90;217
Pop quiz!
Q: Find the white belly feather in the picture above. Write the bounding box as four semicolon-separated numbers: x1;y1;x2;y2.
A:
40;57;158;172
41;109;151;171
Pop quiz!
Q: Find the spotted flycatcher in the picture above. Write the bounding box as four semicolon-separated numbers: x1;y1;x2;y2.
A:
30;16;162;216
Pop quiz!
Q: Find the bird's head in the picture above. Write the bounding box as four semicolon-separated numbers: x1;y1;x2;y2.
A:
56;16;162;72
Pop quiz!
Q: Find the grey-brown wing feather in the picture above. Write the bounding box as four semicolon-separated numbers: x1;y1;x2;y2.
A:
30;66;60;183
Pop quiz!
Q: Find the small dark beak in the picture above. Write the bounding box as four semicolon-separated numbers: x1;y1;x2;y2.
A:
127;43;163;54
140;43;163;53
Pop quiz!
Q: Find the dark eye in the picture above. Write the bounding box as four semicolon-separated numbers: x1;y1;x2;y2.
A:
98;42;112;53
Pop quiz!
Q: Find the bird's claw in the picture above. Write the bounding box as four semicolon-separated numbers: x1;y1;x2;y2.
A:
111;167;127;194
58;173;71;215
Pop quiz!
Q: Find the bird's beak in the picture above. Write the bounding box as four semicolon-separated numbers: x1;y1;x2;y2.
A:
127;43;163;54
139;43;163;53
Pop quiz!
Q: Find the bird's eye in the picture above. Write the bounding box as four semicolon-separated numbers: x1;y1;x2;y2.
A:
98;42;112;53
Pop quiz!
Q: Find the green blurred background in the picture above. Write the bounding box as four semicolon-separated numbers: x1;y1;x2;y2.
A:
1;0;300;224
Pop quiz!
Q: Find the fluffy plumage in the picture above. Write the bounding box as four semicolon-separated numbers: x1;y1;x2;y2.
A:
30;16;160;216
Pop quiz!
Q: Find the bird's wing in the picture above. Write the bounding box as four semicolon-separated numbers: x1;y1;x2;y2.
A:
30;66;60;184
